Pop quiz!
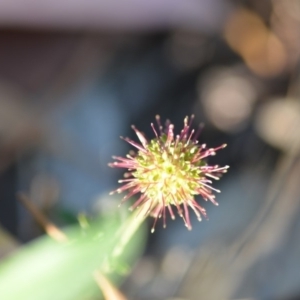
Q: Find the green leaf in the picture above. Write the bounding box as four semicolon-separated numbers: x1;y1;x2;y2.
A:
0;212;146;300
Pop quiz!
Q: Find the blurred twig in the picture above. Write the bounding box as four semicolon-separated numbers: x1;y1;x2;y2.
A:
94;270;128;300
17;192;68;242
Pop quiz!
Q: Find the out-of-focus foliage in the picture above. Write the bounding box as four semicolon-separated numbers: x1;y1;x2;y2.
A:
0;208;146;300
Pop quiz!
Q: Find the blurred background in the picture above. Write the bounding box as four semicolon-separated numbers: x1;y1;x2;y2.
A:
1;0;300;299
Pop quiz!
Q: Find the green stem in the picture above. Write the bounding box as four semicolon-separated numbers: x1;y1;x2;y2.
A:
112;202;150;258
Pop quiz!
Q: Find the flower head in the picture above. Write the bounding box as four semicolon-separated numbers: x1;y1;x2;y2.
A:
109;115;229;232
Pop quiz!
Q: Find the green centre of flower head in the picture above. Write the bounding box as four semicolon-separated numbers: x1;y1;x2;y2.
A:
133;134;203;206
